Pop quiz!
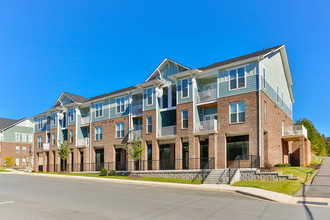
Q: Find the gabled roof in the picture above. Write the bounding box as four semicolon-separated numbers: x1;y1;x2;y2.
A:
51;92;88;109
145;58;190;82
198;45;283;71
0;117;33;131
88;86;137;102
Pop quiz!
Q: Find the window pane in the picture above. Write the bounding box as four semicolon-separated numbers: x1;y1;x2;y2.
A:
230;79;236;89
238;77;245;88
182;79;188;89
237;67;244;78
230;103;237;114
239;112;245;122
230;69;236;79
231;113;237;123
238;102;245;112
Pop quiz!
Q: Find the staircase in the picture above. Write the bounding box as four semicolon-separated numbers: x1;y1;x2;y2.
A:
203;169;226;184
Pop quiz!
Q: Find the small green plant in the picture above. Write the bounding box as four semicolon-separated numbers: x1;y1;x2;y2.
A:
31;170;35;173
100;168;108;176
274;163;291;167
109;170;116;176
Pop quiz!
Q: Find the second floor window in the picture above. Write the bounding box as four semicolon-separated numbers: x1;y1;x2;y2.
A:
95;103;103;118
70;130;74;143
23;146;26;154
181;79;189;98
229;66;245;90
116;122;125;138
147;116;152;134
230;102;245;123
16;146;19;153
116;97;125;113
147;88;153;106
38;118;43;130
38;136;43;148
29;134;33;143
22;134;26;142
52;113;56;125
29;146;32;154
182;110;188;129
69;108;75;122
52;133;55;145
95;126;102;141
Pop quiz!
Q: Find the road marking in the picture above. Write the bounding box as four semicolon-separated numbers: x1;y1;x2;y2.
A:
0;201;14;205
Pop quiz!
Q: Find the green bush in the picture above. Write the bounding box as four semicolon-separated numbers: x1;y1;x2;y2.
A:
274;163;291;167
99;168;108;176
109;170;116;176
31;170;35;173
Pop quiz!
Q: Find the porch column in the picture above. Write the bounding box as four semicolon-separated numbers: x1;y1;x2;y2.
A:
141;141;148;171
189;136;198;169
299;137;305;167
209;134;217;169
49;150;54;172
175;137;183;170
152;139;159;170
217;133;226;169
84;147;90;171
42;152;48;172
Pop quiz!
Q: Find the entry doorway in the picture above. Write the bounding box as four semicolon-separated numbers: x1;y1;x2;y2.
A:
159;144;171;170
200;139;209;168
95;149;104;171
80;149;84;171
182;142;189;169
115;148;126;171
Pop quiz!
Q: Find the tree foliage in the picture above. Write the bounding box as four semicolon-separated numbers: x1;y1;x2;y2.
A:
124;136;144;162
295;118;327;156
57;140;72;161
4;156;13;167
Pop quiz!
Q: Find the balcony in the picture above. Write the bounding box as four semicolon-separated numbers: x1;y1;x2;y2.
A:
132;104;142;116
197;88;217;103
158;125;177;137
129;126;142;140
282;125;308;141
80;116;90;126
194;119;217;133
46;124;51;132
43;143;50;151
76;138;89;148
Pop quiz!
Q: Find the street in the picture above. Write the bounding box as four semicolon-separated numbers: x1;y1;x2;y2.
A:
0;174;329;219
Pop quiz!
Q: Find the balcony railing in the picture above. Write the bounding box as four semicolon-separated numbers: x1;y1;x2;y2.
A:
194;119;217;133
129;128;142;140
132;104;142;115
158;125;177;137
76;138;89;147
197;88;217;103
282;125;308;138
81;116;90;126
43;143;50;151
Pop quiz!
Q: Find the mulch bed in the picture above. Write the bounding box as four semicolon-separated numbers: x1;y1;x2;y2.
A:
128;175;143;179
259;167;279;173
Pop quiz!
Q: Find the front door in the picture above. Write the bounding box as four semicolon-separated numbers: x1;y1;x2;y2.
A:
80;150;84;171
95;149;104;171
200;139;209;168
182;142;189;169
116;148;126;171
159;145;170;170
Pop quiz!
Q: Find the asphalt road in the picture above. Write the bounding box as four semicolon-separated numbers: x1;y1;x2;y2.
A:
0;174;329;220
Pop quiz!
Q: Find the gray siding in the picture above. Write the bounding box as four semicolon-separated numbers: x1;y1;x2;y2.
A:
143;87;156;111
91;100;109;122
109;95;130;119
177;77;193;104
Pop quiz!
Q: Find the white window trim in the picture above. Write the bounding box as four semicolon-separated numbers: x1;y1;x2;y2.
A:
146;116;152;134
15;133;20;142
22;134;26;142
146;87;153;106
70;130;74;143
180;78;190;99
95;126;102;141
276;84;279;103
52;113;56;126
69;108;75;122
181;110;188;129
22;146;26;154
28;134;33;143
229;102;246;124
228;65;247;91
263;67;266;89
116;122;125;138
16;146;20;153
116;96;126;114
15;158;19;166
95;102;104;118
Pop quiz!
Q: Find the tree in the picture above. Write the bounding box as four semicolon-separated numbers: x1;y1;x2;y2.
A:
295;118;327;156
326;137;330;155
4;156;13;167
124;135;144;166
57;140;72;171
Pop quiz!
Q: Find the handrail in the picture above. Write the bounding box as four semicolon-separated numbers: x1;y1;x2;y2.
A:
192;157;215;183
217;155;240;184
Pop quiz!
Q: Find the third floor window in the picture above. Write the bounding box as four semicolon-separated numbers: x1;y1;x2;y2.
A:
116;97;125;114
229;66;246;90
95;103;103;118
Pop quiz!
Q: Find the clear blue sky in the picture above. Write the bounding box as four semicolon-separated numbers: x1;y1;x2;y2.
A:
0;1;329;136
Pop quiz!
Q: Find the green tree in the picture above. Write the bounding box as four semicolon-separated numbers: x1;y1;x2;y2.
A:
4;156;13;167
57;140;72;171
124;135;144;164
295;118;327;156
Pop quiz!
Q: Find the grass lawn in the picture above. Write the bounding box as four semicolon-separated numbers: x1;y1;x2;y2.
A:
232;167;316;196
0;167;12;172
35;172;202;184
311;153;324;165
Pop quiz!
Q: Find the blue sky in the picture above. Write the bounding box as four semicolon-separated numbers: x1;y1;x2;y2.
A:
0;1;329;136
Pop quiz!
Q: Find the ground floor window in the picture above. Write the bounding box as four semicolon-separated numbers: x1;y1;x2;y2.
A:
227;135;249;160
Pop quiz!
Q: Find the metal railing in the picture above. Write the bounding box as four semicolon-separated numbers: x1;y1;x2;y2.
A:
192;157;215;183
282;125;308;137
158;125;177;137
81;116;90;125
43;143;50;151
76;138;89;147
194;119;217;133
197;88;217;103
228;155;240;184
132;104;143;115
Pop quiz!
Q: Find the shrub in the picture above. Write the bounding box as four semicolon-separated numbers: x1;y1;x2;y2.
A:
100;168;108;176
264;161;273;169
109;170;116;176
31;170;35;173
274;163;291;167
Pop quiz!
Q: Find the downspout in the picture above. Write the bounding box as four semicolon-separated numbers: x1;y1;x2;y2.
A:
89;102;92;172
258;57;262;168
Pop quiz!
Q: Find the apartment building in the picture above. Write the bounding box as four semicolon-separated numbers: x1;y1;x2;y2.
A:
0;117;34;167
33;44;311;172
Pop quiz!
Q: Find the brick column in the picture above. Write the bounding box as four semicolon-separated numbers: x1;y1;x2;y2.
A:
49;150;54;172
189;136;198;169
209;134;217;169
142;141;148;171
175;137;183;170
152;139;159;170
42;152;48;172
108;145;116;171
299;137;305;167
217;133;226;169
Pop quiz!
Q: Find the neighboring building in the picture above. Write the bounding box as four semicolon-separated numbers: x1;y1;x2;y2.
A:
0;117;34;167
32;44;311;172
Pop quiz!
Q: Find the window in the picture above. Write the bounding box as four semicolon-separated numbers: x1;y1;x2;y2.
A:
182;110;188;129
162;87;168;108
16;146;20;153
181;79;189;98
28;134;33;143
22;134;26;142
147;88;153;106
116;123;125;138
22;158;26;166
15;133;20;142
229;66;245;90
52;113;56;125
95;126;102;141
69;108;75;122
227;135;249;160
52;133;55;145
29;146;32;154
264;102;267;123
15;158;19;166
70;130;74;143
147;116;152;134
276;85;279;103
171;84;177;107
95;102;103;118
278;113;280;131
116;97;126;113
38;136;43;148
22;146;26;154
38;118;43;130
281;91;284;108
230;102;245;123
262;68;266;89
